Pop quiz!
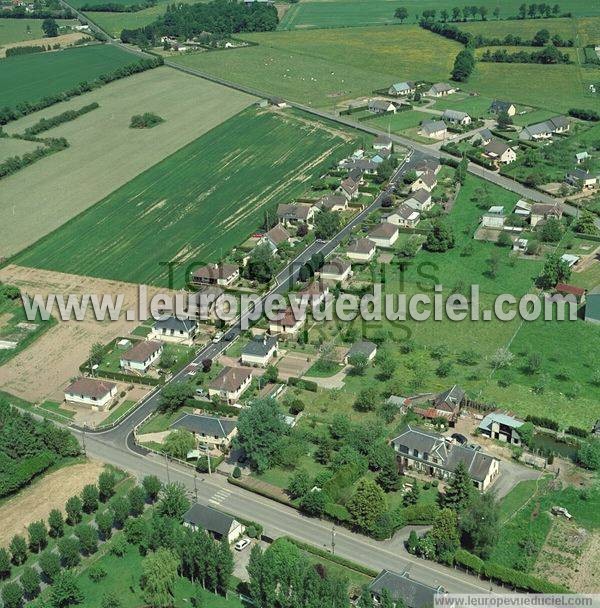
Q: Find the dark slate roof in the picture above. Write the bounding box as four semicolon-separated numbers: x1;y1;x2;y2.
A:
183;503;237;536
433;385;465;411
421;120;446;135
479;128;493;141
347;340;377;359
585;291;600;322
490;99;514;113
484;138;511;156
242;335;278;358
171;413;237;438
369;570;443;608
154;316;196;333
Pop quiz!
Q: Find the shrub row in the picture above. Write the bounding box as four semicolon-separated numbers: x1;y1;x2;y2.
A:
227;476;294;507
287;377;318;392
0;451;56;497
6;45;51;57
525;414;559;431
0;138;69;180
568;108;599;122
24;102;100;136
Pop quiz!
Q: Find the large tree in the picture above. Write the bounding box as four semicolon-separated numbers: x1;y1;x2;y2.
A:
158;381;194;414
42;17;58;37
50;570;83;608
460;492;500;558
441;461;474;512
347;478;387;532
163;429;195;460
141;549;179;608
156;482;190;520
246;243;278;283
429;508;460;561
315;209;341;240
425;220;455;252
536;253;571;289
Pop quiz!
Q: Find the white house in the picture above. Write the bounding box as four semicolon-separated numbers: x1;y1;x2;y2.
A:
294;281;330;307
344;340;377;364
388;81;415;96
269;307;306;336
277;203;316;228
241;335;278;367
260;224;291;251
171;413;238;451
208;366;253;404
183;504;245;544
368;99;396;114
151;316;197;345
426;82;456;97
410;171;436;193
192;263;240;287
338;177;360;200
481;206;506;229
404;188;433;212
64;378;117;411
120;340;163;373
347;238;377;262
483;138;516;164
373;136;393;153
385;204;420;228
565;169;599;190
318;194;348;212
530;202;563;227
442;109;471;126
368;223;399;248
490;99;516;116
318;257;353;282
574;151;590;165
419;120;447;140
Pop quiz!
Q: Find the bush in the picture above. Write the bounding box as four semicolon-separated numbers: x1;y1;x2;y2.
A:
287;377;318;392
232;466;241;479
455;548;484;573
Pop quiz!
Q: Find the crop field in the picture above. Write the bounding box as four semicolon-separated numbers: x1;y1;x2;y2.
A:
0;67;253;258
0;137;39;162
171;26;460;109
14;108;357;287
0;43;137;109
278;0;600;31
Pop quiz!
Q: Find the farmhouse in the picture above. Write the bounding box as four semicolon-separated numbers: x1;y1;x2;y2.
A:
183;504;245;544
490;99;516;116
368;222;399;248
269;306;306;335
64;378;117;411
318;257;352;282
318;194;348;212
192;263;240;287
369;569;444;608
171;413;238;451
426;82;456;97
151;316;197;345
388;81;415;96
347;238;377;262
208;366;252;404
441;109;471;126
565;169;599;189
530;202;563;227
481;206;506;229
241;334;278;367
419;120;447;140
478;412;525;446
338;177;360;200
385;204;421;228
277;203;316;227
344;340;377;364
391;426;500;491
373;136;393;153
120;340;163;373
483;138;516;164
584;288;600;324
261;224;291;250
368;99;396;114
404;188;433;212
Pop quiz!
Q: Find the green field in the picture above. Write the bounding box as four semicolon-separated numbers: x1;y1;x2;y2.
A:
278;0;600;31
0;137;39;162
367;109;432;134
0;18;45;45
14;107;357;286
0;44;139;108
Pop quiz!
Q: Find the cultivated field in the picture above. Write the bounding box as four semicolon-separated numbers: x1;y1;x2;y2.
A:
0;137;38;162
14;107;357;287
278;0;600;31
0;18;81;47
0;67;254;257
172;26;460;109
0;31;90;58
0;43;138;108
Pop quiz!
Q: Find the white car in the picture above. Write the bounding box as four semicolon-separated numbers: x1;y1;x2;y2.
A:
234;538;251;552
212;331;224;343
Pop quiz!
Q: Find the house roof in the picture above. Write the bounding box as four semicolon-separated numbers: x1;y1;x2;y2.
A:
209;366;252;393
369;569;442;608
266;223;291;245
490;99;514;112
65;377;116;399
348;168;363;182
277;203;313;221
406;188;431;205
523;121;552;137
575;151;590;160
478;412;524;433
272;306;305;327
153;316;196;333
120;340;162;363
369;99;394;111
421;120;446;135
340;177;359;195
555;283;585;297
396;203;420;221
320;256;351;276
433;385;465;412
531;202;562;216
484;138;511;157
585;290;600;321
242;334;278;358
347;238;376;254
568;168;596;181
369;222;398;239
414;158;440;174
416;171;437;188
298;280;329;297
479;128;493;141
373;135;392;147
319;194;347;210
347;340;377;359
183;503;237;536
442;109;470;121
193;263;239;281
171;413;237;438
548;115;569;130
389;81;414;93
429;82;453;94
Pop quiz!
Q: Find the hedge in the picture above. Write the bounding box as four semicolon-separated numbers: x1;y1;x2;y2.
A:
454;549;484;574
287;377;318;392
323;502;351;523
24;102;100;136
525;414;559;431
574;232;600;243
322;463;363;502
227;476;294;507
0;451;56;497
566;425;589;438
482;562;569;593
95;369;161;386
196;401;239;417
400;503;439;525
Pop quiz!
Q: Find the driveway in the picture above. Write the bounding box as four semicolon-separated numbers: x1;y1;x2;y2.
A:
491;457;542;499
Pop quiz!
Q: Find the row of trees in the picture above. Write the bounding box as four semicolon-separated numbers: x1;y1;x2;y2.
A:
24;103;99;136
403;3;563;24
0;137;69;180
480;45;571;65
451;48;475;82
79;0;156;12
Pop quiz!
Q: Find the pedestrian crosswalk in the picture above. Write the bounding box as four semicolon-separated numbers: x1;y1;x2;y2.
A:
209;488;231;506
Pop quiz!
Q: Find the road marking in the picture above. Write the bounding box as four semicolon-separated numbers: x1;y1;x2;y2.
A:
208;489;232;505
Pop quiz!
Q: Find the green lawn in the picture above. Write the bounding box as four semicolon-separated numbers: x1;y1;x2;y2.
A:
0;18;45;45
0;44;141;109
98;399;136;428
367;109;433;135
14;107;357;287
430;92;495;117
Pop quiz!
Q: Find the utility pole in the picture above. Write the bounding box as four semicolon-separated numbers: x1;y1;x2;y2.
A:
204;444;212;476
81;427;87;457
194;472;198;502
331;525;336;555
165;453;171;483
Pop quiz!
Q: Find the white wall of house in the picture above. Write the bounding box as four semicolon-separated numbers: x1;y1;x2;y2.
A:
241;348;276;367
64;386;116;411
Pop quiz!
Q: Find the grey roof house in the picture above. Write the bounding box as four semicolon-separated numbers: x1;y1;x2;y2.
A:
369;569;444;608
241;334;278;366
183;504;245;543
344;340;377;364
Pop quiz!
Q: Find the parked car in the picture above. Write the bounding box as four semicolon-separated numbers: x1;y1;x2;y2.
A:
234;538;251;552
195;388;205;396
551;506;572;519
212;331;224;343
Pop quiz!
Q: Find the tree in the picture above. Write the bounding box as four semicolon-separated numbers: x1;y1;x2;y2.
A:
451;49;475;82
246;243;278;283
141;548;179;608
48;509;65;538
21;566;41;599
493;6;500;18
42;17;58;37
164;429;195;460
347;478;387;532
536;252;571;289
573;210;598;235
377;450;400;492
357;586;375;608
442;461;474;512
578;439;600;471
65;496;83;525
124;516;149;546
156;482;190;520
81;484;100;514
348;351;369;375
9;535;27;565
109;495;130;529
96;510;115;540
314;209;341;240
50;570;83;608
490;347;514;369
287;469;311;499
0;547;10;579
101;591;122;608
403;480;421;506
497;232;513;248
460;492;500;558
299;489;327;517
158;381;194;414
75;524;98;555
354;385;379;412
394;6;408;21
58;537;81;568
217;536;234;594
380;588;395;608
1;582;22;608
39;550;61;582
143;475;162;503
263;364;278;384
128;485;146;517
27;520;48;553
539;217;563;242
234;398;288;473
430;508;460;561
425;220;455;252
89;342;104;367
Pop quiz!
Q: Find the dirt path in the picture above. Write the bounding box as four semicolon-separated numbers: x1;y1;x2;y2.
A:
0;460;104;547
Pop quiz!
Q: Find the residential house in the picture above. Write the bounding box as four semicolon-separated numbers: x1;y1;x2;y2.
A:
530;202;563;227
348;168;364;184
241;334;278;367
318;257;353;282
385;204;421;228
269;96;287;108
483;138;516;164
419;120;447;140
410;171;436;192
346;238;377;262
555;283;586;304
120;340;163;373
294;281;330;307
186;286;224;323
192;263;240;287
318;194;348;212
481;205;506;229
171;413;238;451
368;98;396;114
584;287;600;324
561;253;580;268
276;203;316;227
565;168;599;189
414;158;441;176
344;340;377;365
391;425;500;490
64;378;117;411
369;569;444;608
373;136;393;153
404;188;433;212
519;121;552;141
183;504;245;544
388;81;415;96
475;128;493;145
269;306;306;335
490;99;516;116
368;222;399;248
261;224;291;251
208;366;253;404
478;412;525;446
574;151;590;164
548;115;570;134
411;385;465;425
426;82;456;97
338;177;360;200
151;316;197;345
442;109;471;126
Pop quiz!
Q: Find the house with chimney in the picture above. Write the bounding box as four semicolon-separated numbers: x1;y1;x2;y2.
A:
208;366;253;404
241;334;278;367
269;306;306;336
120;340;163;373
192;263;240;287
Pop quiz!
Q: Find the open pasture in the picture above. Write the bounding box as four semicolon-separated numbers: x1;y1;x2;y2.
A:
0;18;45;45
14;108;357;287
0;67;253;258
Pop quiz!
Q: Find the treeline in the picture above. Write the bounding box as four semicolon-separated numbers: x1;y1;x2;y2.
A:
481;45;571;64
24;102;100;136
0;56;162;126
5;44;61;58
569;108;600;121
0;399;80;497
79;0;156;12
415;3;565;23
0;6;73;19
0;137;69;180
121;0;278;46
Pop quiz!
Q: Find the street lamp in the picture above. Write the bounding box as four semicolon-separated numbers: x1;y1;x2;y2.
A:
331;525;336;555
